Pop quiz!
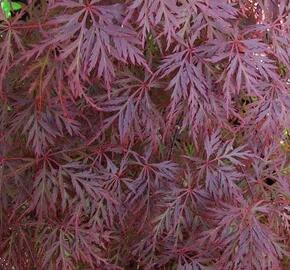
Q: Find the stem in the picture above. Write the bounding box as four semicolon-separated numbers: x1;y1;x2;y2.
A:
11;21;57;30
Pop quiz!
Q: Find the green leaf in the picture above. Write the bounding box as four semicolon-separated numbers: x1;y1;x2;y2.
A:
1;0;22;18
11;1;21;10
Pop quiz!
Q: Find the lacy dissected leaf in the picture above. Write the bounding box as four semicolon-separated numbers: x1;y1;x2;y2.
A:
29;157;115;223
204;29;278;107
89;72;164;146
49;0;147;94
38;218;116;270
157;42;210;138
152;185;209;243
251;16;290;69
1;0;290;269
9;102;80;156
127;151;178;226
177;0;237;39
205;201;288;270
126;0;178;46
247;143;290;197
0;14;24;94
0;220;35;270
18;43;71;111
185;130;253;198
245;80;290;142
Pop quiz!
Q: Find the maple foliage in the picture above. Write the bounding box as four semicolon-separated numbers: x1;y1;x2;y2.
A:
0;0;290;269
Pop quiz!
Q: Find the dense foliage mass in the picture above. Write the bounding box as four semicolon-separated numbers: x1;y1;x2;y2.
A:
0;0;290;269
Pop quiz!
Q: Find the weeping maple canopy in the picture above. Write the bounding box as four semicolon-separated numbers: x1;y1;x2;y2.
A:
0;0;289;269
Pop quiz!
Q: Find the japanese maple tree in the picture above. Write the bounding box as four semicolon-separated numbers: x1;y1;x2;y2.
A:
0;0;290;269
